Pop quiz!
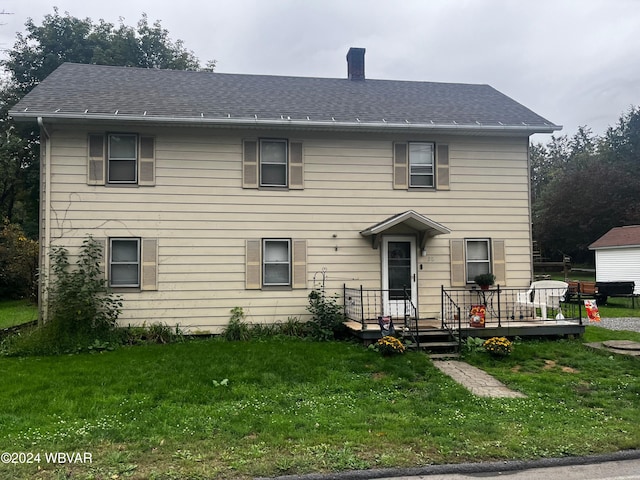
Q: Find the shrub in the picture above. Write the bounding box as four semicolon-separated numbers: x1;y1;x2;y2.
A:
122;322;184;345
307;289;346;341
221;307;252;341
3;236;122;355
0;219;38;300
483;336;513;357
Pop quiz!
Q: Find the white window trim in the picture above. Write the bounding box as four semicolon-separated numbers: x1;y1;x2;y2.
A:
408;141;435;188
262;238;291;286
108;133;138;184
109;238;141;288
259;138;288;187
465;238;491;283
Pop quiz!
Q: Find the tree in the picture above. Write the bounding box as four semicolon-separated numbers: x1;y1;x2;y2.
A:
0;8;207;237
532;114;640;263
4;9;202;96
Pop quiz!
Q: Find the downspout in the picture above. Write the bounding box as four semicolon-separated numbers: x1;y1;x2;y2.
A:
37;117;51;325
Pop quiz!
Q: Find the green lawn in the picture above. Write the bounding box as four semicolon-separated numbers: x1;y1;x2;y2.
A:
0;300;38;329
1;329;639;479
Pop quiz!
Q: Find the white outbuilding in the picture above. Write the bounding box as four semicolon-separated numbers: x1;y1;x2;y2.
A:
589;225;640;295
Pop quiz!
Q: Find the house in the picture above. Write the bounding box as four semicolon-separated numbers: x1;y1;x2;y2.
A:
10;48;560;332
589;225;640;295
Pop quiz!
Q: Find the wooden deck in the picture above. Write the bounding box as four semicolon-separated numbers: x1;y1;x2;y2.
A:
345;317;586;342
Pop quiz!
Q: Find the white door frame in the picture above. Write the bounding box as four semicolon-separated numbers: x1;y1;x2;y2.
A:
382;236;418;318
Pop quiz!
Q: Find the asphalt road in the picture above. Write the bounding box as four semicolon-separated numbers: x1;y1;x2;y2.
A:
377;457;640;479
257;450;640;480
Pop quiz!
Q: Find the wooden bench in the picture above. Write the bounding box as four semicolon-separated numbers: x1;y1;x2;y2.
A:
566;280;597;301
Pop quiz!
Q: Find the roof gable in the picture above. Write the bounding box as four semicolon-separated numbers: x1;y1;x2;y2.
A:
10;62;560;135
589;225;640;250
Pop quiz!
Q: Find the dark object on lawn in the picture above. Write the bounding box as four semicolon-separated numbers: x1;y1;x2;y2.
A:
595;281;635;305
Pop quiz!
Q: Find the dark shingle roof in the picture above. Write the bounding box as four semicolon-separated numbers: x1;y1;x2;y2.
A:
10;63;560;134
589;225;640;250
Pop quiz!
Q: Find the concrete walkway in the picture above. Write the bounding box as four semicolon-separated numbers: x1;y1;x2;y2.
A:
432;360;526;398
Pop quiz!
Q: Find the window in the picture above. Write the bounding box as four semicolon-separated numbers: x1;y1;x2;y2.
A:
260;139;288;187
263;239;291;286
409;142;434;187
108;134;138;184
465;239;491;283
109;238;140;287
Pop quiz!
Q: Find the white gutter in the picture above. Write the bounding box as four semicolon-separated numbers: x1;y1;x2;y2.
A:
37;117;51;325
14;111;562;135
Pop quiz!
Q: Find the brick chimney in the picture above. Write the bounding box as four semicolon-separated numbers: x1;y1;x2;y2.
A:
346;47;366;81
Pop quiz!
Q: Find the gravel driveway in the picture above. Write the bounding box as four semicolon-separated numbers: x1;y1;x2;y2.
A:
597;317;640;333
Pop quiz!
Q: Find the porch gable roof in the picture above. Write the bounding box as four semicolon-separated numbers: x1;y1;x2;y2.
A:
360;210;450;249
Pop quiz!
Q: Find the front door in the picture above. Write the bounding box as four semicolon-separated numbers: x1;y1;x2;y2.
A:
382;236;417;318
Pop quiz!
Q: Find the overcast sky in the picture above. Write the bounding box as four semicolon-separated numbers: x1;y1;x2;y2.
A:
1;0;638;142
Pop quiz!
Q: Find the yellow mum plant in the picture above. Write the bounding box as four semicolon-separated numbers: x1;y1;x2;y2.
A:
374;336;406;356
483;337;513;357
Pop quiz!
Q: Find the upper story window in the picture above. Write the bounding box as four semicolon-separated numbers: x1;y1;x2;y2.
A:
242;139;304;190
87;133;155;187
465;239;491;283
393;141;448;191
260;139;288;187
409;142;434;188
108;134;138;184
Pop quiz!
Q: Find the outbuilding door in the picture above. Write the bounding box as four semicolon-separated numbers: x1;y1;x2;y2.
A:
382;236;417;317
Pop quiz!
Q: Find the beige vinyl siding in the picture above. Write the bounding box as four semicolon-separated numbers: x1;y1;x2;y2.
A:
44;126;533;328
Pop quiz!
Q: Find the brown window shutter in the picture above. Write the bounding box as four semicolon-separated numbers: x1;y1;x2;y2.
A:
141;238;158;291
138;136;156;186
292;239;307;289
450;239;465;287
393;142;408;189
243;140;258;189
245;239;261;289
88;134;105;185
436;144;450;190
492;239;506;286
289;141;304;190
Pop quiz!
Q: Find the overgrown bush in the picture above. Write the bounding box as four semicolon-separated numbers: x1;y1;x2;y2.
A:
0;219;38;300
221;309;312;341
221;307;252;341
307;289;346;341
121;322;184;345
3;236;122;355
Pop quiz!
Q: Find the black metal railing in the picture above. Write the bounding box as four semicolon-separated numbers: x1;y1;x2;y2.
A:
343;284;417;334
440;286;583;327
441;286;462;351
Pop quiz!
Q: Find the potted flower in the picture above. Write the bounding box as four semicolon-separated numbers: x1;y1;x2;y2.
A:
474;273;495;290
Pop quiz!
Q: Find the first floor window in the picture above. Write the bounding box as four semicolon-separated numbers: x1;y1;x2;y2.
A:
108;134;138;184
465;239;491;283
409;142;434;187
263;239;291;286
110;238;140;287
260;139;288;187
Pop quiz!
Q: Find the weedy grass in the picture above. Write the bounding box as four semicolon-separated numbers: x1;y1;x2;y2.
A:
0;299;38;329
0;331;639;479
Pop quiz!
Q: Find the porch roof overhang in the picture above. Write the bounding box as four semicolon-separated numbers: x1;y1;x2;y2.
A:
360;210;451;250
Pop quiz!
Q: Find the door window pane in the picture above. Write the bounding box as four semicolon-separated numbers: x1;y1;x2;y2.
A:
388;241;411;300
